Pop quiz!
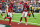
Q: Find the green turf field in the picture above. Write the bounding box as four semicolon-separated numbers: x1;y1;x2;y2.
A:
0;13;40;26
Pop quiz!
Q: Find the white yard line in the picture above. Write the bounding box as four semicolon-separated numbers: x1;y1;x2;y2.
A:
13;13;40;14
0;13;40;25
11;20;40;25
0;18;40;25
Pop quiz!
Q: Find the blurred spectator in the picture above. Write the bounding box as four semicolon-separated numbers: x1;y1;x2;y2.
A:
2;3;6;11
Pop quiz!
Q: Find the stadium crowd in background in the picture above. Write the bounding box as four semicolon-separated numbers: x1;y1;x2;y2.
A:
0;0;40;13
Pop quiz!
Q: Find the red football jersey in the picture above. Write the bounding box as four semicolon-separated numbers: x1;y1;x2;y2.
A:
0;4;2;10
8;5;14;12
23;5;29;12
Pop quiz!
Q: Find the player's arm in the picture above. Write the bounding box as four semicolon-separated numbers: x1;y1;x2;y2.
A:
28;6;30;13
22;5;25;12
12;7;14;15
23;8;24;12
28;6;30;11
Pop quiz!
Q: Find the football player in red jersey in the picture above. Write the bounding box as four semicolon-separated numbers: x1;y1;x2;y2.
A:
4;3;14;25
18;2;29;25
